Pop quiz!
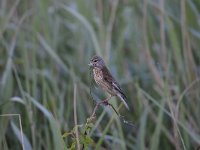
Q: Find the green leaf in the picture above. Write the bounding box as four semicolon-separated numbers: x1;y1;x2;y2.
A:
69;142;76;150
80;134;94;147
24;92;67;150
62;132;73;138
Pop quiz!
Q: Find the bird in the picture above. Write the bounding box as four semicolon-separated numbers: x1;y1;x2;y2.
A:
88;55;129;110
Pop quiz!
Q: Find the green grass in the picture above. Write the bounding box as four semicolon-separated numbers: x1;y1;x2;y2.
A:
0;0;200;149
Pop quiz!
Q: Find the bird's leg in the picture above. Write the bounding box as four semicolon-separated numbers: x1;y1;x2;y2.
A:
91;95;125;117
102;95;112;105
101;95;119;116
91;95;112;118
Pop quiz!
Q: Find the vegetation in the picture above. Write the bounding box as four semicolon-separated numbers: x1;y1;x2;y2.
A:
0;0;200;149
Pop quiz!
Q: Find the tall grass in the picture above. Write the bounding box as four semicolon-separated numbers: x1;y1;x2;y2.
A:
0;0;200;149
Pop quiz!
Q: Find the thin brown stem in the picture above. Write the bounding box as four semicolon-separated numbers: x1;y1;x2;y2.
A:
142;0;164;89
91;96;112;118
90;97;134;127
73;83;80;150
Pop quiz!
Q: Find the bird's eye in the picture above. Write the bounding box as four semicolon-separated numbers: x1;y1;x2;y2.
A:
94;60;97;62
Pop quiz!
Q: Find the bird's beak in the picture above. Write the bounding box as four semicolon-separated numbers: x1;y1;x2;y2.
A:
88;62;93;67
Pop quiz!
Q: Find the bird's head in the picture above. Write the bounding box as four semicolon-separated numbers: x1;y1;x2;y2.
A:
88;55;105;69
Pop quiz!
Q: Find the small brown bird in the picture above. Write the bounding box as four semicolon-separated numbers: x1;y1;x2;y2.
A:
88;55;129;110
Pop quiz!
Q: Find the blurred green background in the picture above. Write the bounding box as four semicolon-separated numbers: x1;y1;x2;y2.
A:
0;0;200;149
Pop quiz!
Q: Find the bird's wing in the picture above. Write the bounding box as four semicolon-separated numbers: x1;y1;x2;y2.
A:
112;80;123;94
102;66;124;95
102;67;114;85
112;81;129;110
102;67;129;110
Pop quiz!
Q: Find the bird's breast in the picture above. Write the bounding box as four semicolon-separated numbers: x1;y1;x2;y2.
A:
93;68;115;96
93;68;103;82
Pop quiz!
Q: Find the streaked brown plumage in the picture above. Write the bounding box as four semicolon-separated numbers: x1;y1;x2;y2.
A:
88;55;129;110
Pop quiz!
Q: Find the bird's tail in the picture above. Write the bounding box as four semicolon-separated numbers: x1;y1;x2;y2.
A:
117;93;129;110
